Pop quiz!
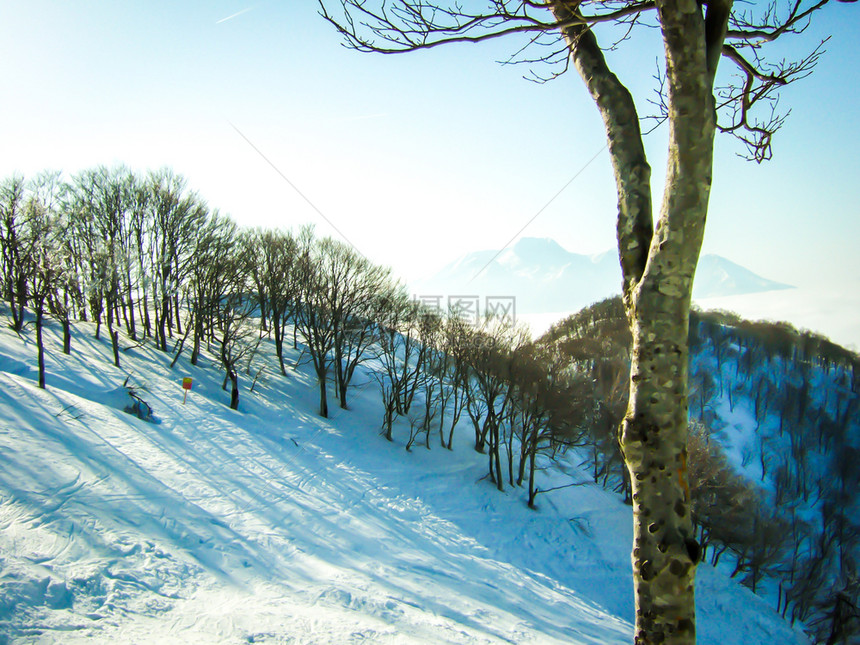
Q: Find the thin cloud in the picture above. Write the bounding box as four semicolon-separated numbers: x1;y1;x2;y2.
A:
216;7;253;24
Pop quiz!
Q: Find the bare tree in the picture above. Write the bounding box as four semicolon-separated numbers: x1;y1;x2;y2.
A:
419;311;471;450
214;239;259;411
24;174;65;388
186;211;238;367
374;290;431;440
127;180;153;339
328;243;395;410
118;173;148;342
405;307;446;451
462;314;526;491
0;176;32;332
46;248;77;356
64;166;136;365
509;342;579;508
542;297;631;497
147;169;206;353
807;566;860;645
317;1;849;640
294;228;338;418
248;228;300;376
439;314;471;450
0;172;68;384
292;229;398;416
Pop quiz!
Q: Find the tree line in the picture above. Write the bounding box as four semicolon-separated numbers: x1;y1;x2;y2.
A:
0;166;582;504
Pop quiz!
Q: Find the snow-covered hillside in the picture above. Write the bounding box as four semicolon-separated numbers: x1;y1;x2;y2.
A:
0;314;808;643
686;312;860;634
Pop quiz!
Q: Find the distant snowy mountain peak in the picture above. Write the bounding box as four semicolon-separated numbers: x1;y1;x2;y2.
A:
412;237;793;315
695;254;792;298
510;236;569;261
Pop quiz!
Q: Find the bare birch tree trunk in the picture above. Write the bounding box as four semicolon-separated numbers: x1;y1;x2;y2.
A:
555;0;728;640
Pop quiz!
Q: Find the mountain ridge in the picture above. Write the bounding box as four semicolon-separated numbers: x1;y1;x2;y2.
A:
412;237;792;315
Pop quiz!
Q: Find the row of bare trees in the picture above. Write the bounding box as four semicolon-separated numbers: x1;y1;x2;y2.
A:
1;167;595;509
371;298;593;507
1;168;250;406
0;168;396;413
2;169;200;364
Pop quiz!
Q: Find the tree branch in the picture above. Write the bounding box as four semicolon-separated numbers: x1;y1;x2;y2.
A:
726;0;831;43
318;1;656;57
534;480;591;496
717;38;826;161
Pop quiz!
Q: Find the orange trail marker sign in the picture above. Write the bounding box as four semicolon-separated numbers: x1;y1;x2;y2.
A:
182;377;193;404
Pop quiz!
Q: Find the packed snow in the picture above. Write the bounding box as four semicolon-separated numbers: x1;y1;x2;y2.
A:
0;312;809;643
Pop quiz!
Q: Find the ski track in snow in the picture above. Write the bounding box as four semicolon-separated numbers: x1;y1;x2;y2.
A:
0;316;809;644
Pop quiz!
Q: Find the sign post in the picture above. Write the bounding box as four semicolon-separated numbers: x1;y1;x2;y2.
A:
182;377;193;404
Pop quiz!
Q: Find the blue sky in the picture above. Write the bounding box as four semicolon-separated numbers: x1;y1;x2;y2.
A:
1;1;857;293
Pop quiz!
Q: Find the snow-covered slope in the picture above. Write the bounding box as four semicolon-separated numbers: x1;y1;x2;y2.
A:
0;315;808;643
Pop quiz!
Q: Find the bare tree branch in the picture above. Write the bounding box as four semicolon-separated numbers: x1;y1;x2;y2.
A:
317;0;657;55
726;0;830;43
320;0;841;162
716;39;826;161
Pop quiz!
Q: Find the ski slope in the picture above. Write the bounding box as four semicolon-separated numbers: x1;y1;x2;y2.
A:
0;315;808;643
